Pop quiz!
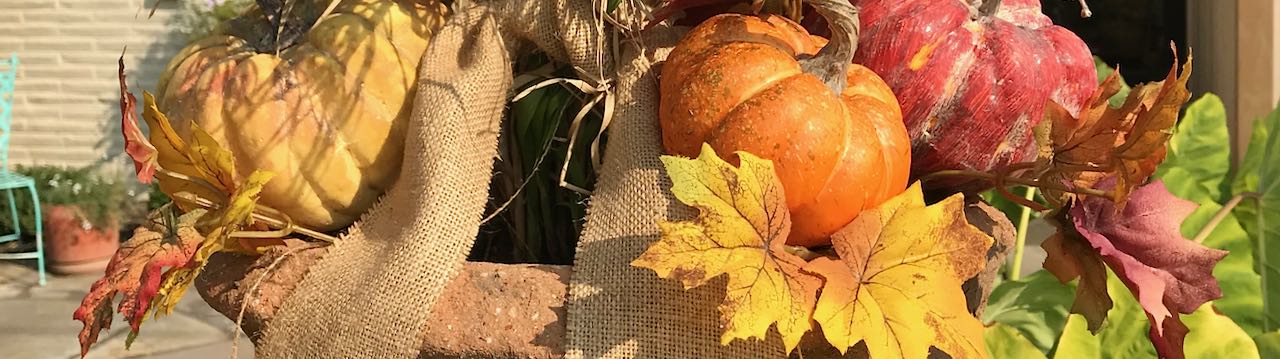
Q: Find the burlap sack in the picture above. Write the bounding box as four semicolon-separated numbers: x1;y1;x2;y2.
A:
255;0;789;357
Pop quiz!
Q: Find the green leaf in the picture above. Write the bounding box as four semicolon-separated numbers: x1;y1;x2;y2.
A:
1180;201;1262;336
1254;331;1280;358
1182;302;1262;359
1094;57;1132;108
1232;102;1280;331
1155;93;1232;204
1151;94;1263;336
607;0;621;13
983;270;1073;353
1052;313;1098;358
986;324;1047;359
1050;270;1260;358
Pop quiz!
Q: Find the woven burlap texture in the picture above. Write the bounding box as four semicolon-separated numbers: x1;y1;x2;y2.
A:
258;0;789;357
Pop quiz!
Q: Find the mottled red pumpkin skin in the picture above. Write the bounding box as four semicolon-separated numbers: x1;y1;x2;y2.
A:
660;14;911;247
850;0;1097;187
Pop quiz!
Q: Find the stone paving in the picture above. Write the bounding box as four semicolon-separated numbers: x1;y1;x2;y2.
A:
0;260;253;359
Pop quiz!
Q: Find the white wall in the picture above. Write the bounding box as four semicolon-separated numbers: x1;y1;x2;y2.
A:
0;0;184;170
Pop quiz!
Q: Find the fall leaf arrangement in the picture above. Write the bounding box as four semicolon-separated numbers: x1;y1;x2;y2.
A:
631;0;1240;358
71;58;314;357
65;0;1266;358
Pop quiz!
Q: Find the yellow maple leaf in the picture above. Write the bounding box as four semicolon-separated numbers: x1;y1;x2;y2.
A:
150;170;275;319
632;143;821;352
804;183;992;359
141;91;237;201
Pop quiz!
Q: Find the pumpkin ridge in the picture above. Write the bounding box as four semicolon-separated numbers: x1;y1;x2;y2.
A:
291;49;384;170
710;48;805;125
156;36;242;99
278;65;367;214
913;27;981;145
307;17;403;121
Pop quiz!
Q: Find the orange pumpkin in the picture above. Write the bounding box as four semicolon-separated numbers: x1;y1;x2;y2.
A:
658;4;911;247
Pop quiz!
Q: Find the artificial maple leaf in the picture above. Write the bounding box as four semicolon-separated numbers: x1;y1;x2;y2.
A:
1036;48;1191;208
117;56;158;183
632;143;821;352
804;183;992;359
139;91;236;197
1041;212;1113;332
73;210;206;358
1041;178;1227;359
150;170;276;317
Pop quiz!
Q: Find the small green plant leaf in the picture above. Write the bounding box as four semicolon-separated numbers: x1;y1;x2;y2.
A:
1155;93;1232;204
1254;331;1280;358
1179;201;1262;336
1151;93;1263;336
1051;271;1260;359
985;323;1047;359
983;270;1073;353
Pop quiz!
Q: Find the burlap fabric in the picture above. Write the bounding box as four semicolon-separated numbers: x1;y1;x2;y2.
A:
256;0;788;357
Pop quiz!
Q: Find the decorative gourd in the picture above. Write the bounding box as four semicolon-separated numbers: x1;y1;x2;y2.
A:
850;0;1097;185
154;0;449;231
659;1;911;247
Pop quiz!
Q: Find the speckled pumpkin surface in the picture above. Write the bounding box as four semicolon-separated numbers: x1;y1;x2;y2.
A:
155;0;449;231
659;13;912;246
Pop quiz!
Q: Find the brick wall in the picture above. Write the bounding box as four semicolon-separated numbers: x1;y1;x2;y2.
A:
1;0;185;170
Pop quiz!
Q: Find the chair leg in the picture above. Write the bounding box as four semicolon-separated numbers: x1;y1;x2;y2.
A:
27;183;44;287
6;188;19;239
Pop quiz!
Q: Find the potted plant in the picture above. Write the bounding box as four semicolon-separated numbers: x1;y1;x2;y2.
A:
1;165;133;274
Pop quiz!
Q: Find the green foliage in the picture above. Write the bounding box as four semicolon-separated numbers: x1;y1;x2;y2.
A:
983;270;1073;353
1155;93;1232;204
987;60;1276;357
0;165;142;237
1154;93;1263;336
985;324;1047;359
473;53;605;265
1051;271;1259;359
1235;102;1280;332
1255;331;1280;358
147;183;172;212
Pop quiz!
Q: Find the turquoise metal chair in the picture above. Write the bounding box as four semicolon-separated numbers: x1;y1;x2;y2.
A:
0;53;45;286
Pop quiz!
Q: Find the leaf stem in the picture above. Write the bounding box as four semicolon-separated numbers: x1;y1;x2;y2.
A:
919;169;1112;199
168;190;337;243
1009;187;1038;280
1260;192;1272;332
1191;192;1258;244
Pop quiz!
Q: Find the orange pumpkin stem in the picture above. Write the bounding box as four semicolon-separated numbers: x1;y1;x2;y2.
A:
798;0;860;95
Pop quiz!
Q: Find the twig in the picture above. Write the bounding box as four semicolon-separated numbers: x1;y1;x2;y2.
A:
479;120;559;226
1009;187;1038;280
920;169;1112;199
1192;192;1259;244
168;191;337;243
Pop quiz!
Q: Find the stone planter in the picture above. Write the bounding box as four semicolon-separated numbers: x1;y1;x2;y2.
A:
43;205;120;275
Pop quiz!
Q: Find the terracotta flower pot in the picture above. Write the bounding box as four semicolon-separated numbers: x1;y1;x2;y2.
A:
43;205;120;275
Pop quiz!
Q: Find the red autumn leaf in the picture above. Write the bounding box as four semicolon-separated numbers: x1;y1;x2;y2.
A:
1042;178;1227;359
117;56;158;183
72;213;204;358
